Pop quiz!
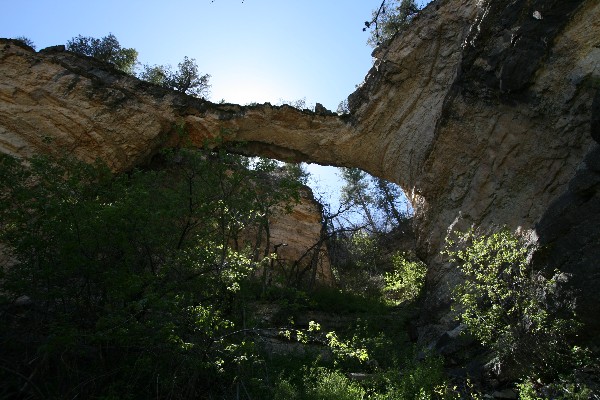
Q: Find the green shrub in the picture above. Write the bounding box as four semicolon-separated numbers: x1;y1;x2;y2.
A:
274;377;301;400
310;287;388;314
544;379;594;400
445;229;580;378
518;374;596;400
518;380;544;400
305;368;365;400
367;351;457;400
383;251;427;305
394;353;449;400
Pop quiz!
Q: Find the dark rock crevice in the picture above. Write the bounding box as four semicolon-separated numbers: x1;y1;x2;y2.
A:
534;145;600;340
459;0;586;100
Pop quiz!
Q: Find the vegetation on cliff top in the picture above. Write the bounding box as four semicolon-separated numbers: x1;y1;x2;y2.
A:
365;0;420;47
65;33;212;98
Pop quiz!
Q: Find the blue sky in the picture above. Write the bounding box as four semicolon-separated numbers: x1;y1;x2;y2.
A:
2;0;381;109
2;0;423;210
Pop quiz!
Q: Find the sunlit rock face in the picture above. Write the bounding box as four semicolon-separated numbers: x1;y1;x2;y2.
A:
0;39;356;171
255;186;333;286
1;0;598;340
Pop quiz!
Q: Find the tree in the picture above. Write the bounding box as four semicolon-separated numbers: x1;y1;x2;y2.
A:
282;162;309;185
168;56;211;97
340;167;377;231
138;63;170;86
140;57;211;98
372;176;407;228
336;98;350;115
365;0;420;47
339;168;410;233
66;33;138;74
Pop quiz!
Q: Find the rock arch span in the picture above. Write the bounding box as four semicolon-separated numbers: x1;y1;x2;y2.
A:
1;0;599;340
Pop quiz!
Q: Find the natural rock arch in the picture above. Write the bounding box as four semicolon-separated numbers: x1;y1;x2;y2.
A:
1;0;599;339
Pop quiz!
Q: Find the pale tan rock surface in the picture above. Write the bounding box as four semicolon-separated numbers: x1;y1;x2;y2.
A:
0;40;355;171
1;0;599;339
260;187;333;286
235;184;332;286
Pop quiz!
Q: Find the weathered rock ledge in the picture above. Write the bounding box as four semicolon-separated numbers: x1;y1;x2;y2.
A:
0;40;358;172
1;0;599;340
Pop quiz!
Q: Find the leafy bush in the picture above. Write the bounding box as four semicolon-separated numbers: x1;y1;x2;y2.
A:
305;368;366;400
368;351;455;400
518;373;596;400
445;229;580;379
274;377;301;400
310;287;388;314
14;36;36;49
383;251;427;304
140;57;211;98
542;378;595;400
517;380;543;400
66;33;138;74
394;353;448;400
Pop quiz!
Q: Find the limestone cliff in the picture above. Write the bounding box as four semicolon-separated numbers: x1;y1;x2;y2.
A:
258;186;333;286
1;0;599;340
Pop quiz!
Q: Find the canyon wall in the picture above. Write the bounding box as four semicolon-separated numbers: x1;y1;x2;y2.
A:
1;0;598;340
244;185;333;287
